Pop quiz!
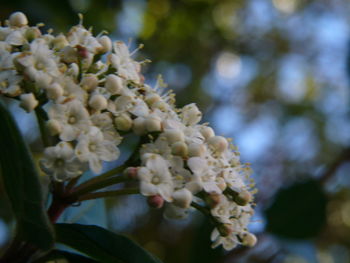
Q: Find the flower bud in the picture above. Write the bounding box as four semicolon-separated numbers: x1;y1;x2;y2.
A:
76;45;89;59
98;35;112;53
234;189;252;206
240;232;257;247
152;101;167;111
52;34;68;50
182;103;202;125
89;94;107;111
216;177;227;192
67;63;79;77
9;12;28;27
61;46;77;63
147;195;164;209
205;193;222;208
145;116;162;132
80;74;98;92
46;119;62;135
114;113;132;131
164;129;184;144
25;27;41;42
19;93;38;112
200;126;215;140
145;93;161;106
171;141;188;157
46;83;63;100
172;188;193;208
105;74;123;95
123;167;138;180
133;117;146;135
218;224;233;237
188;142;205;157
208;136;228;153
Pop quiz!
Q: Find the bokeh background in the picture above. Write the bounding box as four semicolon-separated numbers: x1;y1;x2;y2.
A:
1;0;350;262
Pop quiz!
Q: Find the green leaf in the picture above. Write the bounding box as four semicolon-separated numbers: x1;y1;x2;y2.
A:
34;249;97;263
0;102;54;250
55;223;163;263
265;179;327;239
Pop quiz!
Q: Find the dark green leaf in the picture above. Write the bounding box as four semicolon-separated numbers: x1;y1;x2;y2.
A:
55;223;162;263
265;179;327;239
34;249;97;263
0;102;54;250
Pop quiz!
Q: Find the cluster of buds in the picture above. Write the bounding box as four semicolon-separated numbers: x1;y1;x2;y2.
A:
0;12;257;250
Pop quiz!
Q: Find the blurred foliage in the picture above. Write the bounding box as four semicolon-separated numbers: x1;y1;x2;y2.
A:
2;0;350;262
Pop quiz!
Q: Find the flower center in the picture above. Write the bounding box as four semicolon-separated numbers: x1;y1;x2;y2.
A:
55;158;64;167
151;175;160;184
68;116;76;124
89;143;97;152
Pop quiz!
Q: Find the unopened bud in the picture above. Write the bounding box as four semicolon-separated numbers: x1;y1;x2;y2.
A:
105;74;123;95
205;193;222;208
46;83;63;100
200;126;215;140
123;167;138;180
67;63;79;77
25;27;41;41
234;190;252;206
172;189;193;208
9;12;28;27
89;94;107;111
145;93;161;106
76;45;89;59
145;116;162;132
19;93;38;112
147;195;164;209
52;34;68;50
164;129;184;144
114;113;132;131
171;141;188;157
98;35;112;53
208;136;228;153
218;223;233;237
61;46;77;63
152;101;167;111
133;117;146;135
240;232;257;247
46;119;62;135
188;143;205;157
80;74;98;92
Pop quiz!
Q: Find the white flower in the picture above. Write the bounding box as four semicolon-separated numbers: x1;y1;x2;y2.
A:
108;41;140;83
187;157;222;194
0;70;22;96
138;154;173;201
91;112;122;143
48;100;91;141
40;142;84;181
211;228;239;251
17;39;59;81
75;126;120;174
182;103;202;126
67;25;102;53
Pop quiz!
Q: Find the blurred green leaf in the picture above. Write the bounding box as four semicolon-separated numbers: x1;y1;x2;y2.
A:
0;102;54;250
265;179;327;239
34;249;97;263
55;223;163;263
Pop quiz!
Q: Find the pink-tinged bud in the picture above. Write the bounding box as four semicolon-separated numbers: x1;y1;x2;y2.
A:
147;195;164;209
124;167;138;180
76;45;89;59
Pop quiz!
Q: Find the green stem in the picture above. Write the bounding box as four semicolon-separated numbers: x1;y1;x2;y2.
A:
77;188;139;202
191;202;210;216
71;174;129;198
71;165;128;195
35;107;49;147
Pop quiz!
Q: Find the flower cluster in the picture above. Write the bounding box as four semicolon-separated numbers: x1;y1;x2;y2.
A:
0;12;257;250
